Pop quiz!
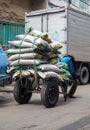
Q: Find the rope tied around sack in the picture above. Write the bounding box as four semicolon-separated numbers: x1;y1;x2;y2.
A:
18;31;30;78
32;37;39;88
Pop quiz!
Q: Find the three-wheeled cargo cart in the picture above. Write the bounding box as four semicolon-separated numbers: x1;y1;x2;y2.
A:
13;73;77;108
6;27;78;108
10;29;78;108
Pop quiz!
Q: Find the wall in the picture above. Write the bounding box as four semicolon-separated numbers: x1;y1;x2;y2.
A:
30;0;48;10
0;0;48;24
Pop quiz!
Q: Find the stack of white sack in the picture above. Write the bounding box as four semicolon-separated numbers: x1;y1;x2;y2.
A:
6;27;66;79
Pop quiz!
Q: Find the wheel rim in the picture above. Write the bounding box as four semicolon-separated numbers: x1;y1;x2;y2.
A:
19;78;30;98
48;85;58;103
82;70;88;79
20;88;27;98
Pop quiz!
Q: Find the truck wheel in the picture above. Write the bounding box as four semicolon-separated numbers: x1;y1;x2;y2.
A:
14;78;32;104
79;66;89;85
41;80;59;108
68;80;77;98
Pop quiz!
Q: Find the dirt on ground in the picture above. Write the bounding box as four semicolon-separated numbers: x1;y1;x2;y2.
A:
0;0;31;24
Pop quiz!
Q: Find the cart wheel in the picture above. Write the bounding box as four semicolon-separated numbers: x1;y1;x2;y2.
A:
14;78;32;104
41;80;59;108
67;80;77;98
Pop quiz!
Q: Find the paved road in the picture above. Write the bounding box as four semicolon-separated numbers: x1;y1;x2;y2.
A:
0;84;90;130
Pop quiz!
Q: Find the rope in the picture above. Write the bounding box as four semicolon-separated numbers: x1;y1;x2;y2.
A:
18;29;31;78
32;37;38;88
17;28;38;88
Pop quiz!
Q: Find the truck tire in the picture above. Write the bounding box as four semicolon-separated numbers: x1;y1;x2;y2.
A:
68;80;77;98
41;80;59;108
14;78;32;104
79;66;89;85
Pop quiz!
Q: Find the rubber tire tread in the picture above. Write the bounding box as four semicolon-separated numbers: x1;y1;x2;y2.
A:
41;80;59;108
14;79;32;104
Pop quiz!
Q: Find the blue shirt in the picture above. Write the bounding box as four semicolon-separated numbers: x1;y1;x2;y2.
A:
58;56;77;80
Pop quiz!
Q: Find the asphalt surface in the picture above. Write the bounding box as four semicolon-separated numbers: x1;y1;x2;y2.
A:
60;116;90;130
0;84;90;130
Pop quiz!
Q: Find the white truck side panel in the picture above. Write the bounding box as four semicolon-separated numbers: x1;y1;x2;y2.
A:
42;14;48;32
67;8;90;62
48;12;66;42
48;10;67;55
25;14;42;32
47;10;67;56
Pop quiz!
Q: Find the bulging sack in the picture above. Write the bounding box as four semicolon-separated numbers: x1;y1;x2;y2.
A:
37;64;61;73
38;71;64;81
8;40;36;48
51;41;63;49
28;27;47;38
6;48;34;54
17;34;48;45
9;53;39;61
13;70;31;78
27;28;52;43
10;59;47;66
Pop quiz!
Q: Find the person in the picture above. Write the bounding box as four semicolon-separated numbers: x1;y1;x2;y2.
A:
58;54;79;98
58;54;77;80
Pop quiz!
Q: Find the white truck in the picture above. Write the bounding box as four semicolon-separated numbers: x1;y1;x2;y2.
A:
25;6;90;85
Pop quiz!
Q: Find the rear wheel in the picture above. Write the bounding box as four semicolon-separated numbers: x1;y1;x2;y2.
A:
14;78;32;104
41;80;59;108
79;66;89;85
67;80;77;98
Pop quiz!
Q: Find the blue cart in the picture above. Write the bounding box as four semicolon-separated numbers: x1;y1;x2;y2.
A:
0;49;12;87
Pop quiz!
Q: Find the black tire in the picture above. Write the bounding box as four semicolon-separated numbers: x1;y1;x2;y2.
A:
68;80;77;98
41;80;59;108
14;78;32;104
79;66;89;85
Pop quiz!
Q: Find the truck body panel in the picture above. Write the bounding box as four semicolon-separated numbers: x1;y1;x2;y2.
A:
25;7;90;62
67;8;90;62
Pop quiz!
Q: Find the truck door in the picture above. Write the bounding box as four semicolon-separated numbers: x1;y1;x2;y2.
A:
47;9;68;56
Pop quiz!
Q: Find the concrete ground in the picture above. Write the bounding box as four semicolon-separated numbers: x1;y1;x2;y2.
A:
0;83;90;130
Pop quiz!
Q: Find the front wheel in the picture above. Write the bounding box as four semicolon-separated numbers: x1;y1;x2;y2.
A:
41;80;59;108
14;78;32;104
